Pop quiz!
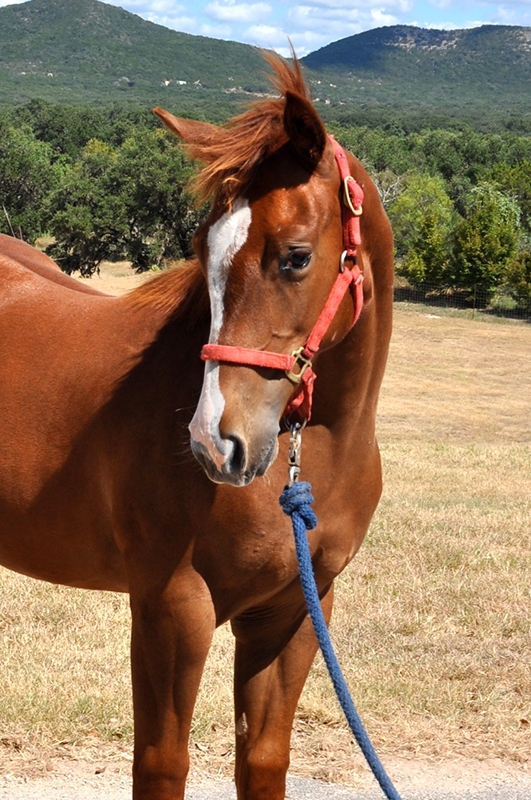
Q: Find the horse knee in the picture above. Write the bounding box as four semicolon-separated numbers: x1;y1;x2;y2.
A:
133;745;189;800
237;741;289;800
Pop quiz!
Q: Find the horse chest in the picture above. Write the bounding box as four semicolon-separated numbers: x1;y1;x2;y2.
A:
192;481;365;623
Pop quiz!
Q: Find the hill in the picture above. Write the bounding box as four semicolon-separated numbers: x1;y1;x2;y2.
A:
0;0;269;117
301;24;531;118
1;0;531;130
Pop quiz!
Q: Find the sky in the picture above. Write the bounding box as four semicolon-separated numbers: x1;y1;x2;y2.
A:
1;0;531;56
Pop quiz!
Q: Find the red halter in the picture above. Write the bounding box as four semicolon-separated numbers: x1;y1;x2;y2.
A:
201;135;364;422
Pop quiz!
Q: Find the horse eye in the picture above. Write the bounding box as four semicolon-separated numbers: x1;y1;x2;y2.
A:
280;249;312;273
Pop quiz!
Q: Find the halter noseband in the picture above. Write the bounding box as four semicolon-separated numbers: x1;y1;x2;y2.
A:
201;135;364;422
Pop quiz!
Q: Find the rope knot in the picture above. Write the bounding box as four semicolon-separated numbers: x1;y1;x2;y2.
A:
279;481;317;530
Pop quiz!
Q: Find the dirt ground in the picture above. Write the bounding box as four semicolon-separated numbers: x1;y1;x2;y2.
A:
76;261;152;294
1;749;530;798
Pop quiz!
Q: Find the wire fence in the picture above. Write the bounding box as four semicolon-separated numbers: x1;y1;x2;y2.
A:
394;282;531;322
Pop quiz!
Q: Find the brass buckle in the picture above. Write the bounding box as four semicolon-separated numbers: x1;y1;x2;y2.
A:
285;347;313;384
343;176;363;216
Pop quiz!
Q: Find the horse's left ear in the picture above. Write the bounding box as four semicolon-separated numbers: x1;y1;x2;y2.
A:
153;107;217;149
283;91;327;168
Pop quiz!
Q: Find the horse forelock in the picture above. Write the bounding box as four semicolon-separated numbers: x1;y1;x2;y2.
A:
126;57;316;325
188;53;314;208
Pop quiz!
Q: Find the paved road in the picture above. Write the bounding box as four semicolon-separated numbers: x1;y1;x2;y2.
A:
187;775;531;800
2;775;531;800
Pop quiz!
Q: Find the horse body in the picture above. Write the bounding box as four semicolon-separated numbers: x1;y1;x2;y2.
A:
0;232;103;294
0;253;139;588
0;55;393;800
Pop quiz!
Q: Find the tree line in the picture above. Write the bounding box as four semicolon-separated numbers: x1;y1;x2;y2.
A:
1;100;530;309
0;101;203;274
332;123;531;310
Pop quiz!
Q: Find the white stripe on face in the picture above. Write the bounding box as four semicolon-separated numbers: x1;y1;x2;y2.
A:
206;197;252;343
189;199;252;465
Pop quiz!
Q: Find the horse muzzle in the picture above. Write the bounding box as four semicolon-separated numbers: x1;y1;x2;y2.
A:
190;428;279;487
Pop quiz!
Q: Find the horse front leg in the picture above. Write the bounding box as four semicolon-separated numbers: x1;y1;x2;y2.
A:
129;570;215;800
232;584;334;800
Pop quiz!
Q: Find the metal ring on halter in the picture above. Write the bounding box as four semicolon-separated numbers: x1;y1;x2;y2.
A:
340;250;348;273
340;249;359;273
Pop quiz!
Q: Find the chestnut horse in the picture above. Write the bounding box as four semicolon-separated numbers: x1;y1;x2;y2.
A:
0;56;393;799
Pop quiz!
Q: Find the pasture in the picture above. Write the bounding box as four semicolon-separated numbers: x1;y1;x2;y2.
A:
0;267;529;785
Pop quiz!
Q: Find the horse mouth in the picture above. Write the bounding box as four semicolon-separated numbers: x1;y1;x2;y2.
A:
190;436;278;487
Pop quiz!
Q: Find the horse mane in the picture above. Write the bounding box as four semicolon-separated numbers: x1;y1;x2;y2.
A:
187;52;312;207
126;259;209;327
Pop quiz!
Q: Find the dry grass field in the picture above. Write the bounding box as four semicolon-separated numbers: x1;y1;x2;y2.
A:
0;265;529;787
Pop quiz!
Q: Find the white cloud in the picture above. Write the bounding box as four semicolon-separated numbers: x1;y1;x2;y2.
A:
6;0;528;60
206;0;272;23
199;21;234;37
285;29;332;55
244;23;287;45
287;0;412;32
148;12;199;32
427;0;454;11
93;0;194;19
127;0;179;10
281;0;427;53
289;0;411;11
370;7;400;23
280;0;421;54
493;5;531;22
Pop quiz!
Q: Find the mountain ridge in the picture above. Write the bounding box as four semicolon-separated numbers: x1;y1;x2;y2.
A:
301;23;531;112
1;0;530;129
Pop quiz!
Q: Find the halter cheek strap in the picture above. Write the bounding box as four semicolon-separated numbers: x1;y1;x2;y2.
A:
200;135;364;422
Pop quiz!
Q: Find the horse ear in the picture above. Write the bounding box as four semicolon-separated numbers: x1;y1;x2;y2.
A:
153;108;216;146
283;91;327;168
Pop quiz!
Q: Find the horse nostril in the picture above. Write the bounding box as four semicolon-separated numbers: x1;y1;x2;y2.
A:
226;435;246;475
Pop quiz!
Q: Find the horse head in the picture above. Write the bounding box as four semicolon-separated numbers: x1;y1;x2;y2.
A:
155;57;363;486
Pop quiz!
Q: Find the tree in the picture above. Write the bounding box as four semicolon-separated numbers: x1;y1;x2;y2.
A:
387;173;455;284
451;183;521;292
46;130;205;275
491;160;531;238
46;140;128;276
111;128;205;270
13;100;109;161
371;168;403;209
0;121;63;241
504;250;531;302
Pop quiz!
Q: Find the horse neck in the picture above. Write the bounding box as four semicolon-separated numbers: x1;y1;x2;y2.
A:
109;261;210;420
311;261;393;441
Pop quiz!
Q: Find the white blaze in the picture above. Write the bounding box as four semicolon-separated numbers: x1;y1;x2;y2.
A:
189;198;252;467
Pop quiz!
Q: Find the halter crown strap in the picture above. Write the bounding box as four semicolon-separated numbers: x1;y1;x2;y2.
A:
200;136;364;422
328;134;363;258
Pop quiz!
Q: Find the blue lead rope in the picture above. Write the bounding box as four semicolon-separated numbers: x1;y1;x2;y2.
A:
279;480;404;800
